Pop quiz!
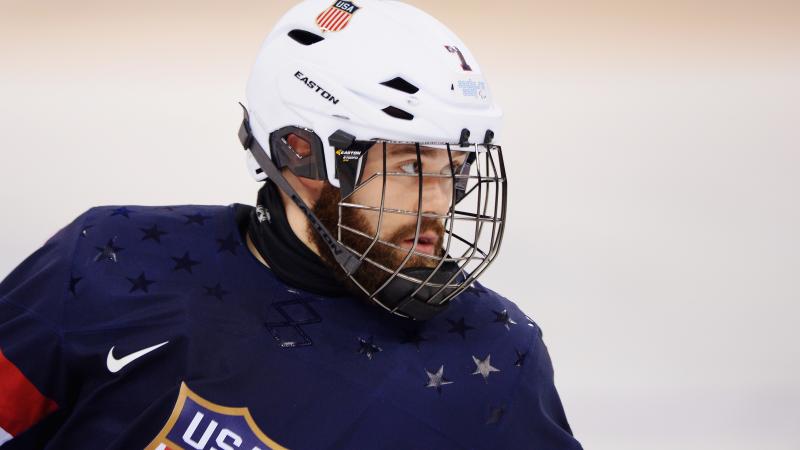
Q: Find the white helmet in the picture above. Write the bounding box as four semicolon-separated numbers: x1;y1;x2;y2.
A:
238;0;507;320
244;0;502;185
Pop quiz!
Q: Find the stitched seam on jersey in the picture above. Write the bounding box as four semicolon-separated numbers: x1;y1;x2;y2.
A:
53;207;95;417
0;209;91;339
0;258;71;336
0;298;61;337
60;207;95;345
375;394;474;449
334;366;472;450
0;208;90;429
503;319;544;418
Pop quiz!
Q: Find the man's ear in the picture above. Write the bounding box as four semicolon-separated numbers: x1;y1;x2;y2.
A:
283;133;326;204
286;133;312;158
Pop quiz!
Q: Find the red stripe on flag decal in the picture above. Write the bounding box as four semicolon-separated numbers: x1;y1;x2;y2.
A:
0;348;59;437
323;10;346;29
330;13;350;31
317;8;338;26
317;8;336;25
321;10;339;29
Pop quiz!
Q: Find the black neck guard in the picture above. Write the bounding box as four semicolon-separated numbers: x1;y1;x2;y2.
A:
241;181;350;297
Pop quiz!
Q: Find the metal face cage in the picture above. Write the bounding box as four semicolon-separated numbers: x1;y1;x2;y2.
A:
333;139;507;320
239;105;507;320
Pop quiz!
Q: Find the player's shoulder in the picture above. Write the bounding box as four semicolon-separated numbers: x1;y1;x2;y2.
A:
79;204;234;230
2;204;240;329
72;203;239;266
62;203;245;325
462;281;539;323
448;281;543;341
70;204;230;258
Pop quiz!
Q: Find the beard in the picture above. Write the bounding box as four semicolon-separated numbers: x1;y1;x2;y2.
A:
310;183;446;297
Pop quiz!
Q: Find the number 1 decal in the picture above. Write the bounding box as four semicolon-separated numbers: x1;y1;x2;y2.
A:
445;45;473;72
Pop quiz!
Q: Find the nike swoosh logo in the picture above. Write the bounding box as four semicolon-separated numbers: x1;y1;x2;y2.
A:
106;341;169;373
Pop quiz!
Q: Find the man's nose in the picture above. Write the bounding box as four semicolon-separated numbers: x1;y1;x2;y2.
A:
419;174;453;217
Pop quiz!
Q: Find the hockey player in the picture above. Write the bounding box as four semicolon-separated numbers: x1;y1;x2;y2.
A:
0;1;582;449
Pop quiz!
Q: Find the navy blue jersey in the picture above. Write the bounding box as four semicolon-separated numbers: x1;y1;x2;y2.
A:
0;205;582;449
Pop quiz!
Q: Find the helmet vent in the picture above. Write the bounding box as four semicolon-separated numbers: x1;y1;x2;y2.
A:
287;29;325;46
382;106;414;121
380;77;420;95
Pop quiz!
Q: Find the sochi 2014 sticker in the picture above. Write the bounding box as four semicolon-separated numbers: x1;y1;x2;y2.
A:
455;79;488;100
316;1;360;32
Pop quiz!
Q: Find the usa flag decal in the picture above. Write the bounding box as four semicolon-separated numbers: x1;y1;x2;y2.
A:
316;1;360;32
146;382;288;450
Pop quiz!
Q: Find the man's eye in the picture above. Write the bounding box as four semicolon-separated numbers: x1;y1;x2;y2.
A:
400;161;419;174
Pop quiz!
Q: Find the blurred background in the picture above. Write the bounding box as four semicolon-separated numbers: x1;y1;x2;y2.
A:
1;1;798;448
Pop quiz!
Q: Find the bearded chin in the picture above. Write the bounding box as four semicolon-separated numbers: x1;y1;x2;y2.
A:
310;183;445;298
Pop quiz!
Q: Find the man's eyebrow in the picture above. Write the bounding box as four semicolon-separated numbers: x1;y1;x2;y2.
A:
387;146;467;159
387;145;420;156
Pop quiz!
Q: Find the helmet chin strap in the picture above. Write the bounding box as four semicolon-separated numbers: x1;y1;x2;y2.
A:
238;104;362;276
237;104;457;321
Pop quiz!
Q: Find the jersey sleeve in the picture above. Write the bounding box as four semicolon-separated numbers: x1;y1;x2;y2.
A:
0;209;91;447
